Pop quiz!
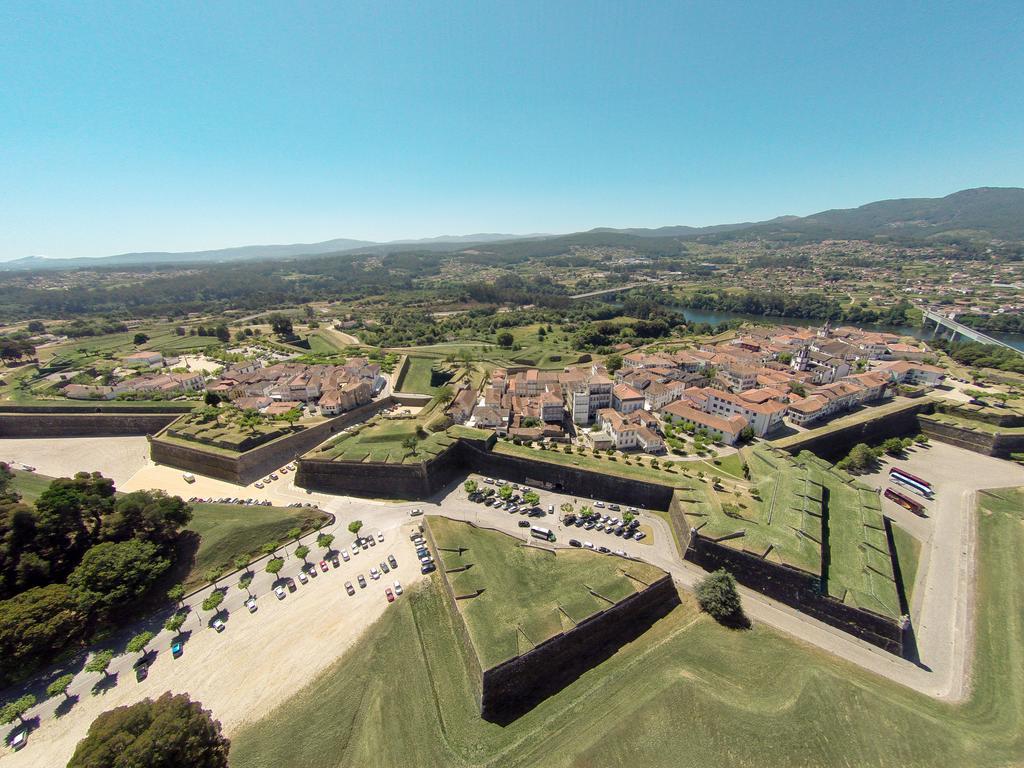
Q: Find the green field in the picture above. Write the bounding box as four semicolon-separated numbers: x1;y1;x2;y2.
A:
388;323;583;370
8;469;53;503
183;502;329;590
428;516;665;667
396;355;453;394
891;523;922;606
311;415;457;464
228;488;1024;768
681;446;901;619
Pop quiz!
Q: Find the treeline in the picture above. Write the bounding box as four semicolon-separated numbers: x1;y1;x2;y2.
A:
679;289;913;326
930;338;1024;374
0;466;192;685
956;313;1024;334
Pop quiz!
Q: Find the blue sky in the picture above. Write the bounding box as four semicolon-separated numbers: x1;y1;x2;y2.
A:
2;1;1023;259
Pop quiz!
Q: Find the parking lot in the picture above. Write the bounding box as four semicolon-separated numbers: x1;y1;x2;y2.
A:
0;516;426;768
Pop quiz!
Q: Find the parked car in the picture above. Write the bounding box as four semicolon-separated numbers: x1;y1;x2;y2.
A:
331;556;340;568
358;574;367;588
341;549;350;562
380;561;390;573
569;539;582;548
376;531;384;542
598;546;611;553
393;580;403;595
297;570;308;584
634;532;646;541
246;597;258;613
421;562;436;574
319;560;329;573
518;520;531;528
345;581;356;596
171;640;183;658
595;501;605;508
307;565;318;578
385;588;395;603
135;662;149;681
614;550;627;557
286;579;297;593
410;508;424;516
9;729;27;751
388;554;398;568
212;618;225;632
368;537;376;548
583;541;594;549
254;482;264;489
370;567;380;580
274;585;287;600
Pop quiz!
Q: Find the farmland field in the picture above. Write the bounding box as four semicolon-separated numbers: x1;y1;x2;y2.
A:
229;488;1024;768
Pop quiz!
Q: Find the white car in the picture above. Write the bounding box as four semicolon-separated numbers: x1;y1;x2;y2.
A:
376;531;384;542
274;586;286;600
410;508;424;517
393;580;403;595
583;541;594;549
341;548;350;562
212;618;225;632
297;571;308;584
245;597;258;613
370;567;380;580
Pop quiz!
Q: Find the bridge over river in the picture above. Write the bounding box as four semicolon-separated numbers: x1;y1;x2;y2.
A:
922;308;1024;356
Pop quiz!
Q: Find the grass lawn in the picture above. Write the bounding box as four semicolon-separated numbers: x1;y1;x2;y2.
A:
228;487;1024;768
9;469;53;503
494;440;693;487
891;523;922;606
183;502;329;590
428;516;665;667
312;416;456;464
396;355;453;394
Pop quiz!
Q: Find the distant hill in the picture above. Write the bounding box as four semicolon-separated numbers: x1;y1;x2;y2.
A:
594;187;1024;243
4;187;1021;271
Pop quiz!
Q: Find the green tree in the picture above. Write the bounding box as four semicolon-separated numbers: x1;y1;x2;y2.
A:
233;555;250;574
265;557;284;577
203;391;221;407
46;672;75;700
401;435;419;455
238;573;253;594
843;443;878;473
695;569;743;623
294;544;310;563
201;591;224;618
268;314;293;337
259;542;278;557
68;540;170;616
204;567;225;587
214;325;230;343
605;354;623;373
463;479;478;494
579;505;595;519
497;484;513;500
281;407;302;429
914;433;930;446
496;331;514;348
622;511;635;524
0;693;36;726
560;502;574;516
126;631;155;657
286;526;302;541
348;520;363;536
436;384;455;405
66;692;230;768
164;613;186;634
132;333;149;346
0;584;84;687
882;437;906;457
738;426;755;443
167;583;186;608
316;533;334;552
84;650;115;679
100;489;192;548
522;490;540;506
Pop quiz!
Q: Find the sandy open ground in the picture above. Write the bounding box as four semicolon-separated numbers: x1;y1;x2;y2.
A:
0;436;150;486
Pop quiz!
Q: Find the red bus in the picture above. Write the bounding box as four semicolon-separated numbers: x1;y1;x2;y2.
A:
885;487;926;516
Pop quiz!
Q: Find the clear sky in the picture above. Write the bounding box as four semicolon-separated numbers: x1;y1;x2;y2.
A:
2;1;1023;259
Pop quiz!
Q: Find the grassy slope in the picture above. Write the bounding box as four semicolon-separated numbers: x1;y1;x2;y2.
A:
9;469;54;503
230;488;1024;768
891;523;922;606
429;516;665;667
396;355;445;394
184;503;329;589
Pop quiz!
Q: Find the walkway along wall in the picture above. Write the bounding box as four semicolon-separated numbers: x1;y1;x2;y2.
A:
919;416;1024;459
776;401;931;462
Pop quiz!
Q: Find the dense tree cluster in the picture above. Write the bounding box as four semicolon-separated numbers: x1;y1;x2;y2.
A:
680;289;913;326
930;338;1024;373
0;466;191;685
67;692;230;768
